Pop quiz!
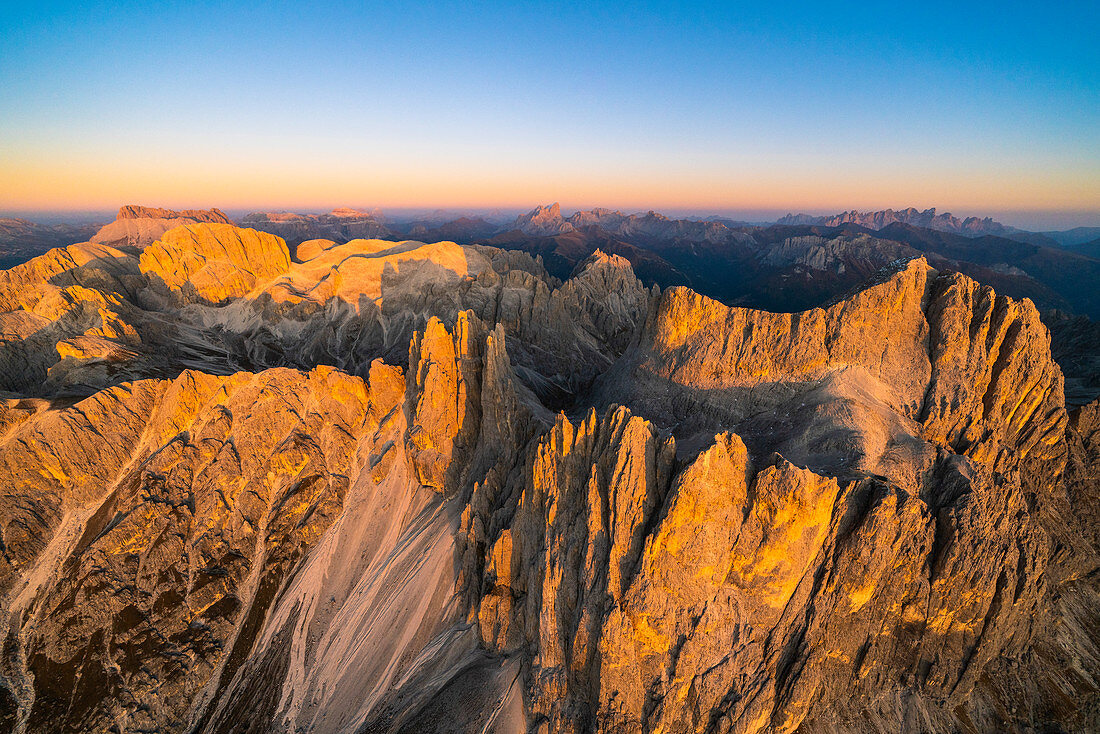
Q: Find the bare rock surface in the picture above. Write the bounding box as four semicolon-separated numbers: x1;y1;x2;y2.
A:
241;209;392;246
513;203;576;237
0;223;1096;733
139;223;291;307
91;206;232;248
0;242;145;392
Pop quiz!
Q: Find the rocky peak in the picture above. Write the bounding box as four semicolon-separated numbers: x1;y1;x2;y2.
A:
513;202;576;236
91;205;234;248
138;223;291;307
570;247;631;274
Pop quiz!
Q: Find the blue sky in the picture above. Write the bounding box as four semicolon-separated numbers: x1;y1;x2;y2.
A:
1;1;1097;228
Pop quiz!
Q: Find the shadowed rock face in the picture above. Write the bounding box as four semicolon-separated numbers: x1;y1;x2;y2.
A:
0;222;1096;734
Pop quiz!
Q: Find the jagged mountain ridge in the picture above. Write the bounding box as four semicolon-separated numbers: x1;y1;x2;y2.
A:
5;203;1100;405
508;203;758;245
775;206;1016;237
0;219;1097;733
483;217;1100;404
16;203;1099;315
494;213;1100;319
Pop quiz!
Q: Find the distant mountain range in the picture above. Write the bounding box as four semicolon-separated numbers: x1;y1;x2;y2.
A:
775;206;1020;237
1041;226;1100;249
509;203;756;244
5;203;1100;326
240;208;390;243
218;203;1100;403
0;217;100;267
5;203;1093;247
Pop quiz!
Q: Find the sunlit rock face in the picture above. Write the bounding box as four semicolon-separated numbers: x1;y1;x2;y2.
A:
0;242;145;392
139;223;292;307
0;222;1097;734
91;206;233;249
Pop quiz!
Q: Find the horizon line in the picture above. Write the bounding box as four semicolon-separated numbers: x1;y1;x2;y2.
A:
4;203;1100;231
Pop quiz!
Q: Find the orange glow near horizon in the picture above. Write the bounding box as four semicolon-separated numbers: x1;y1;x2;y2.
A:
3;153;1098;218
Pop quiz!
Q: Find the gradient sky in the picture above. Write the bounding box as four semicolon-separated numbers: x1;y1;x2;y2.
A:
1;1;1098;228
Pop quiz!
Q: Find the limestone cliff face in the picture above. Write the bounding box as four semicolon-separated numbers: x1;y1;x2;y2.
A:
0;367;371;733
472;257;1088;734
91;206;232;248
139;223;291;307
0;243;144;391
603;259;1065;485
644;258;935;414
203;241;646;404
921;271;1067;468
0;224;1096;734
487;429;1062;734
